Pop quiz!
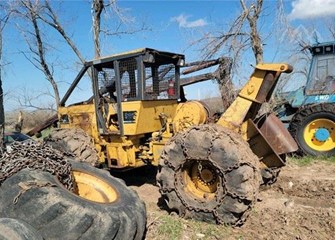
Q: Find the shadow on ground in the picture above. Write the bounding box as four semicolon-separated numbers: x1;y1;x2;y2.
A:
109;165;157;187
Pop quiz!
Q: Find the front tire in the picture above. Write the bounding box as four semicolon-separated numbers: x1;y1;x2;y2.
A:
0;161;146;240
157;124;261;226
289;103;335;156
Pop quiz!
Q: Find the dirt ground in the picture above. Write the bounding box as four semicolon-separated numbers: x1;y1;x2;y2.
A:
125;160;335;240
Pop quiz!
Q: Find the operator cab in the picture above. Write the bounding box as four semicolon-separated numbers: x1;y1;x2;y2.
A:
59;48;185;136
306;42;335;95
91;48;185;102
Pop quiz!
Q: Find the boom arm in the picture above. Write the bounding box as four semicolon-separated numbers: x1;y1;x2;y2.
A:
217;63;293;129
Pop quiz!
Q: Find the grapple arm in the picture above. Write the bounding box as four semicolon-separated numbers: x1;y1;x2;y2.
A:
216;63;297;168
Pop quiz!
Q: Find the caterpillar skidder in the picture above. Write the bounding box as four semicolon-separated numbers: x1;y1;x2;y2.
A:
30;48;297;225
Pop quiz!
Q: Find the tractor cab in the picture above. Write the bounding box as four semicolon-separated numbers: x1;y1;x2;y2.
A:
287;42;335;108
305;43;335;97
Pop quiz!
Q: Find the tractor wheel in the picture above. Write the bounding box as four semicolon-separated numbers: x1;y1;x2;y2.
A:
157;124;261;226
289;103;335;156
45;128;99;166
0;218;43;240
0;161;146;240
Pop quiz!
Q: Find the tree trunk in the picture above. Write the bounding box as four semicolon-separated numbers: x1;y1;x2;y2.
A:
92;0;104;58
0;72;4;150
240;0;264;64
214;59;235;110
0;20;4;150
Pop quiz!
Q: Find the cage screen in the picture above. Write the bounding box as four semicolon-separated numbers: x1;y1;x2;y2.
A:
97;58;139;101
144;63;177;100
98;68;117;101
119;58;139;100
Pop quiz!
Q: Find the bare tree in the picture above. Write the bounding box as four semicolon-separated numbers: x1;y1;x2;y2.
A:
326;18;335;39
194;0;265;107
12;0;60;106
0;9;10;150
201;0;264;63
37;0;86;64
91;0;151;58
15;87;56;111
9;0;150;111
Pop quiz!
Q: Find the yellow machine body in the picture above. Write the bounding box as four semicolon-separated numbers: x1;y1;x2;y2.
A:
53;49;297;171
58;100;208;168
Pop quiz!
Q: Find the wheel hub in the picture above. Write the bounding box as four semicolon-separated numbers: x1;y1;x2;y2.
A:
314;128;330;142
183;161;221;199
303;118;335;152
198;168;217;185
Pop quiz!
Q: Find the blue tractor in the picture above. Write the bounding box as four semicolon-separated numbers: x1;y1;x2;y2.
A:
277;42;335;156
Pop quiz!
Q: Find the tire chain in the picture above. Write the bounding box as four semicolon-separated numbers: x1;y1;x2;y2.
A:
162;124;259;226
0;141;75;191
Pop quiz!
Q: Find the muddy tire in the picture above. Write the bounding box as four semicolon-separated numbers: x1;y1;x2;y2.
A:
157;124;261;226
0;218;43;240
45;128;99;166
0;161;146;240
288;103;335;156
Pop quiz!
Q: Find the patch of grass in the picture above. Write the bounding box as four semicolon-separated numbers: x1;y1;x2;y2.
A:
151;214;232;240
157;215;183;240
185;219;231;240
288;156;315;166
321;155;335;163
288;155;335;166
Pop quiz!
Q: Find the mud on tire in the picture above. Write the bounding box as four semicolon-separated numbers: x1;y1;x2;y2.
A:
45;128;99;166
0;161;146;240
157;124;261;226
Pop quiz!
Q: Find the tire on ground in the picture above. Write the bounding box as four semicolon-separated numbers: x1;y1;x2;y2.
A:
0;161;146;240
288;103;335;156
0;218;43;240
156;124;261;226
45;128;99;166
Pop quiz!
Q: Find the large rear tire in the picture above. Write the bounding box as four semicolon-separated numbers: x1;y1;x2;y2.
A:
289;103;335;156
157;124;261;226
45;128;99;166
0;218;43;240
0;161;146;240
